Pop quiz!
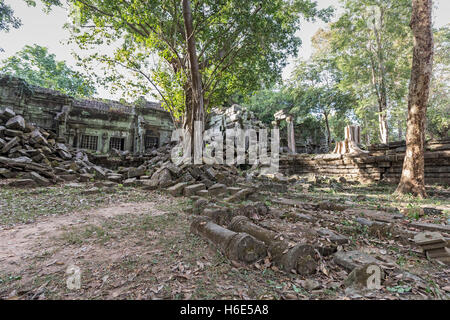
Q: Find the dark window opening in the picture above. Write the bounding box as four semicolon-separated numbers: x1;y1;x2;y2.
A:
109;137;125;151
80;135;98;151
145;136;159;150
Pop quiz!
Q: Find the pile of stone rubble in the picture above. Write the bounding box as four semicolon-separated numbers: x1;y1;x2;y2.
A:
414;231;450;265
0;107;115;187
0;104;332;195
207;104;266;132
117;145;247;195
0;106;257;192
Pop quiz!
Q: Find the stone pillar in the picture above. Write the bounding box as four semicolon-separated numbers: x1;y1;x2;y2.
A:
286;116;296;154
55;105;71;141
101;132;108;153
68;129;75;147
271;120;279;129
77;131;82;149
271;120;280;154
138;115;145;154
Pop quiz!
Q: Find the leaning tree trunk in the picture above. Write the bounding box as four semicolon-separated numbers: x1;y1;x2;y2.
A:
182;0;205;157
396;0;434;198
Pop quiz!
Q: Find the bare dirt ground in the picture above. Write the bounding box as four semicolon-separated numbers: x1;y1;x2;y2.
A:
0;182;449;300
0;201;165;275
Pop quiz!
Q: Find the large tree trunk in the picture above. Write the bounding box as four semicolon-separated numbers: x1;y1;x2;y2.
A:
395;0;434;198
370;64;389;144
398;120;403;140
182;0;205;156
373;15;389;144
378;96;389;144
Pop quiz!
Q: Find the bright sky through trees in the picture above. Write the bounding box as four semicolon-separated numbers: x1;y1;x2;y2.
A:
0;0;448;100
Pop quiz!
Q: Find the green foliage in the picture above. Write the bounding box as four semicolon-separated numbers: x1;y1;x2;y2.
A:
244;52;355;149
0;1;62;33
427;24;450;139
329;0;412;144
289;55;355;146
387;285;411;294
295;114;327;145
0;1;21;32
56;0;331;120
0;0;22;52
242;87;294;125
0;44;96;97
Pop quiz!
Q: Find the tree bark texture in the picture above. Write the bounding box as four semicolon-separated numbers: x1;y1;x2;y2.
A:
396;0;434;198
182;0;205;154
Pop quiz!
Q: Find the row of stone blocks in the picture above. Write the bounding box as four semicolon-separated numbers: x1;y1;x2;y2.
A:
279;148;450;184
165;181;257;203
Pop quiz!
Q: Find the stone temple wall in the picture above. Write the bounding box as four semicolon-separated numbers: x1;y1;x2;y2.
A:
206;105;327;154
0;75;173;154
280;139;450;185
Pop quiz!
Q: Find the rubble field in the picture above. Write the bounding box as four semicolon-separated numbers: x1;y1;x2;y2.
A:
1;107;449;300
0;178;448;300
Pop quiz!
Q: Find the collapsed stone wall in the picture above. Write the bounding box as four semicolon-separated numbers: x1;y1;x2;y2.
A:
206;105;327;154
206;105;266;132
0;107;117;187
279;138;450;185
0;75;173;154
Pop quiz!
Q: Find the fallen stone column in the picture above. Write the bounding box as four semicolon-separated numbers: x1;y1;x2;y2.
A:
190;217;266;264
229;215;278;243
229;216;317;275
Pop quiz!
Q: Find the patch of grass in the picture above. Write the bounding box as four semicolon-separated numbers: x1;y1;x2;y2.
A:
0;185;154;226
60;224;112;245
0;273;22;285
155;198;191;214
396;255;407;267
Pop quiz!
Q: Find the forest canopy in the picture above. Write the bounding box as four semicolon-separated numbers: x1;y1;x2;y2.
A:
0;0;448;143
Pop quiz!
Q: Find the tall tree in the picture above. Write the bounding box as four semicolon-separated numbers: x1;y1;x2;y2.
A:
395;0;434;198
427;24;449;139
182;0;204;136
330;0;412;144
290;57;354;149
54;0;330;140
1;44;97;97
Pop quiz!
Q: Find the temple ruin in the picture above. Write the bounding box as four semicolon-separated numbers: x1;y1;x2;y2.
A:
1;75;449;186
0;75;174;155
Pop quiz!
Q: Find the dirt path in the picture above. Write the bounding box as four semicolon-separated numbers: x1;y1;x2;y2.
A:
0;183;448;300
0;202;164;274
